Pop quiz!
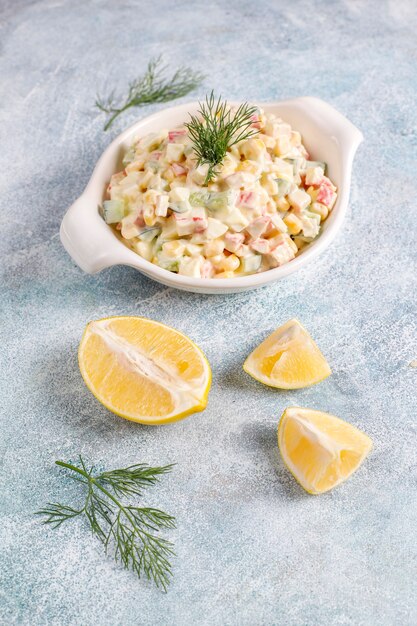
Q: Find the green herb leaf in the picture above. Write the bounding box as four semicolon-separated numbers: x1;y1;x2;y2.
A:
36;456;176;591
96;56;204;131
185;91;259;185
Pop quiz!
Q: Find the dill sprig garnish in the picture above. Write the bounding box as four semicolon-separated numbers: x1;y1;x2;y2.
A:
36;456;176;591
185;91;259;185
96;56;204;131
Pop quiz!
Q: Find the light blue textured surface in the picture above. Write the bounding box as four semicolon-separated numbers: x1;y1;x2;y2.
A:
1;1;417;625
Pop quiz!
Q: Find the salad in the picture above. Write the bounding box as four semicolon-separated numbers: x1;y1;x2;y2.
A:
101;106;337;279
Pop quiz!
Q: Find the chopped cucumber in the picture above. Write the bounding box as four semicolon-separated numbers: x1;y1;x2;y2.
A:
122;147;136;166
146;160;161;172
102;199;125;224
284;157;305;175
189;191;208;207
207;191;235;211
156;251;180;272
189;190;235;213
275;178;292;197
169;202;189;214
138;226;161;242
300;211;321;238
305;160;326;173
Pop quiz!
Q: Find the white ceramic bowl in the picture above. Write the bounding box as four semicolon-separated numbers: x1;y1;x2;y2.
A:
60;97;363;294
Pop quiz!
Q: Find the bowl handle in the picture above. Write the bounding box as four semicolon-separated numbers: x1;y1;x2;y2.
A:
300;96;363;157
60;194;133;273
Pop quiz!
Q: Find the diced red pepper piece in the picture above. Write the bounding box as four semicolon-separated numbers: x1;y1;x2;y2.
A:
172;162;187;176
168;129;187;142
134;214;145;227
317;184;336;208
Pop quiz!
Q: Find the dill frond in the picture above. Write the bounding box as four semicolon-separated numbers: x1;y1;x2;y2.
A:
185;91;259;184
36;457;176;591
96;56;204;130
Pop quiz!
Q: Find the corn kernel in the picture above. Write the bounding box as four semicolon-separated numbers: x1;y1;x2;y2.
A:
215;271;235;278
311;202;329;221
162;168;175;183
261;173;278;196
276;197;290;211
162;240;185;258
210;253;226;269
283;213;303;235
125;157;146;172
306;186;319;202
218;254;240;272
240;137;265;160
293;236;307;250
258;133;275;149
143;206;157;226
204;239;225;258
143;189;159;205
274;135;291;156
237;160;260;176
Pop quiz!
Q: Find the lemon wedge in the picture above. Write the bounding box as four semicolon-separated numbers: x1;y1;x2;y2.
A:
278;407;373;494
78;316;212;425
243;318;331;389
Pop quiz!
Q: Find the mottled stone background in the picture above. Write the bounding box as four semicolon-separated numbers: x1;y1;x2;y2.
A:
1;1;416;625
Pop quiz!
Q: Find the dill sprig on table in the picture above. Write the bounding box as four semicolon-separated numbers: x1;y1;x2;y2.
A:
96;56;204;130
36;456;176;591
185;91;259;185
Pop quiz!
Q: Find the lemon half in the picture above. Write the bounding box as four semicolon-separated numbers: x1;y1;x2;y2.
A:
243;319;331;389
278;407;373;494
78;316;212;425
